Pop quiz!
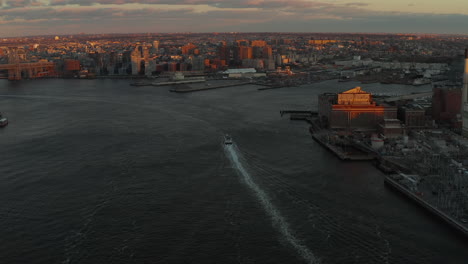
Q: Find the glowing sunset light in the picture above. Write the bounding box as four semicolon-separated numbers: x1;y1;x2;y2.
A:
0;0;467;36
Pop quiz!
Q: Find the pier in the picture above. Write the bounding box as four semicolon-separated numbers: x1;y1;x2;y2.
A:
311;133;375;161
170;82;257;93
385;176;468;239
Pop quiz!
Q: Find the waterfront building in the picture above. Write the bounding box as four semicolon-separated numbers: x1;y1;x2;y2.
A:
398;105;428;129
432;84;461;128
318;87;397;131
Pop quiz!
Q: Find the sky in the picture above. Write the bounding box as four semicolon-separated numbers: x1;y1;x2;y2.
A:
0;0;468;37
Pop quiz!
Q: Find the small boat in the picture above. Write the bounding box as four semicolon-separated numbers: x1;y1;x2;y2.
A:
224;134;233;145
0;116;8;128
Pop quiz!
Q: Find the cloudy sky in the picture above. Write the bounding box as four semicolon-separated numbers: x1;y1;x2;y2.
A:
1;0;468;37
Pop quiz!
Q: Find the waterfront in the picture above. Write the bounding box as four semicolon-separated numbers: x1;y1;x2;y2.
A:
0;79;467;263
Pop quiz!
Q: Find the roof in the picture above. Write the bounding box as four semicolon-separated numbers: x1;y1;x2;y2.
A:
341;87;368;94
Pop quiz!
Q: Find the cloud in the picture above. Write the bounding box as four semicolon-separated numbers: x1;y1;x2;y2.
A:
3;0;45;8
344;2;369;7
0;0;468;36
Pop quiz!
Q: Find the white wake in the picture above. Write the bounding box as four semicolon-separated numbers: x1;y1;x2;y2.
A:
225;144;320;264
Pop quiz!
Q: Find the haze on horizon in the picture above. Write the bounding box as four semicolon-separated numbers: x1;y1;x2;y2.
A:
0;0;468;37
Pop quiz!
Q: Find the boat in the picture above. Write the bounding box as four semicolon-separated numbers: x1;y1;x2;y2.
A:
224;134;233;145
0;115;8;128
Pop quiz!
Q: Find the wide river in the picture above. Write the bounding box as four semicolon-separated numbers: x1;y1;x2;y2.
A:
0;79;466;264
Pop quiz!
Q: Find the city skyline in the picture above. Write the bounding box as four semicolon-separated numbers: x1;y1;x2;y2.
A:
1;0;468;37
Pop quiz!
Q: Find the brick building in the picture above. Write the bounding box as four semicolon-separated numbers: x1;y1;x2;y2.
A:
318;87;397;131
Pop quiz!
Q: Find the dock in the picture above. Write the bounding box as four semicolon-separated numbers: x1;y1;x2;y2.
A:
384;176;468;239
170;82;255;93
258;85;295;91
311;133;375;161
153;79;206;86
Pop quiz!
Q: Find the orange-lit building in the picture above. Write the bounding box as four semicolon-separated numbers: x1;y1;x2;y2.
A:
239;46;253;60
251;40;267;47
181;43;197;55
64;59;80;72
263;46;273;59
309;39;338;45
318;87;397;131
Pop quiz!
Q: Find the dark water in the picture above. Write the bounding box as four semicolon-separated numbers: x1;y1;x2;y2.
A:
0;79;466;264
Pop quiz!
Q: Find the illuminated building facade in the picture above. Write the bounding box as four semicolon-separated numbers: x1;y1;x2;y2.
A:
251;40;267;47
318;87;397;131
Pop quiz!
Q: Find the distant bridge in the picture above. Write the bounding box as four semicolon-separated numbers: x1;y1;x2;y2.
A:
0;62;56;80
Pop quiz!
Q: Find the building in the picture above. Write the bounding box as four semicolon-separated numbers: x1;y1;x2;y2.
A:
218;45;230;64
239;46;253;60
398;105;427;129
432;84;461;128
378;119;404;138
460;49;468;136
318;87;397;131
130;45;150;75
251;40;267;47
221;68;266;78
263;46;273;59
181;43;197;55
64;59;80;72
308;39;338;45
153;40;159;50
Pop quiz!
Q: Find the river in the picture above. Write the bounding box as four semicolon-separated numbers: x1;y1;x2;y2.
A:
0;79;466;263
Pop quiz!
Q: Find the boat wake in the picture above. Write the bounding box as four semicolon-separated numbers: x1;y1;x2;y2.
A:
224;144;320;264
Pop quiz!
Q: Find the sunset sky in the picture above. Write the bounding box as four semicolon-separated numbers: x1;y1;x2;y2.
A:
1;0;468;36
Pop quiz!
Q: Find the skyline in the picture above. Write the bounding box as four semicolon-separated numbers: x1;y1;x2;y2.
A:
1;0;468;37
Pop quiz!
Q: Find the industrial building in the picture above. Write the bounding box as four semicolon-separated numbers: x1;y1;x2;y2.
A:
221;68;266;78
318;87;397;132
432;84;461;129
398;104;429;129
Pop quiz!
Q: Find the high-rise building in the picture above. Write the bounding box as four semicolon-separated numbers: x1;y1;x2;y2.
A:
251;40;267;47
181;43;197;55
218;45;230;63
64;59;80;72
239;46;253;60
263;46;273;59
131;45;150;75
461;49;468;136
433;84;461;128
190;56;205;71
236;40;249;46
153;40;159;50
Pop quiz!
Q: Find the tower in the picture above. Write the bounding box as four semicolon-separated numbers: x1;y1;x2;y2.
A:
461;49;468;136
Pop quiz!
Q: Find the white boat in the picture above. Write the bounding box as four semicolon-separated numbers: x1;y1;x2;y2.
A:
224;134;233;145
0;113;7;128
0;118;8;128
